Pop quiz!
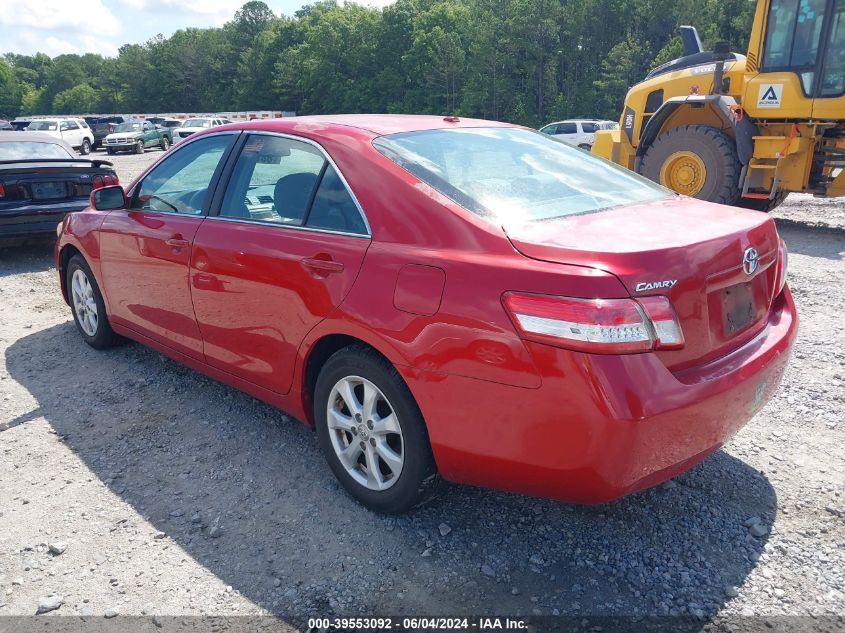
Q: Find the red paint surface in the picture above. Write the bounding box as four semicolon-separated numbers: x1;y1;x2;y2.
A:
55;115;797;503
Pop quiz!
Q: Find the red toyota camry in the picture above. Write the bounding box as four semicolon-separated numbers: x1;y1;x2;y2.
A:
55;115;797;513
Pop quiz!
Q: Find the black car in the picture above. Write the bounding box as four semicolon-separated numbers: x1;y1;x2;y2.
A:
84;115;128;150
0;132;119;244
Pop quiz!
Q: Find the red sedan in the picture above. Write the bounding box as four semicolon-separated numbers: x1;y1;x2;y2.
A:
55;115;797;513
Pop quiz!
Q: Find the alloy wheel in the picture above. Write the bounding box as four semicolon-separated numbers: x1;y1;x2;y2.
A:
71;269;98;336
326;375;404;491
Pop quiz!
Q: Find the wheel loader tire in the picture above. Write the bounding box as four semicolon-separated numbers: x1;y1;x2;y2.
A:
735;190;788;213
640;125;741;205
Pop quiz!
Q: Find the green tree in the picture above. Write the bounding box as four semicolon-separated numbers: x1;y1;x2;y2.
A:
0;58;22;118
53;82;98;114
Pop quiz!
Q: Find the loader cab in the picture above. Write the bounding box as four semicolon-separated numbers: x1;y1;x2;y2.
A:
746;0;845;118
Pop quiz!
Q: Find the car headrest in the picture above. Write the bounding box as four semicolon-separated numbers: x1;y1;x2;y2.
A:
273;172;319;222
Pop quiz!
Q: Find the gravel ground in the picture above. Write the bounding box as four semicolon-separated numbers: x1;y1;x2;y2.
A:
0;149;843;627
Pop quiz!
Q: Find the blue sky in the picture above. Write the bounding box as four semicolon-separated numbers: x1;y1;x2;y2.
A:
0;0;394;58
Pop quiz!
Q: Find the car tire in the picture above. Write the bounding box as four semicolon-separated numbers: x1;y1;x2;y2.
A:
134;140;144;154
578;143;591;150
80;138;91;155
107;148;114;155
160;137;170;151
314;345;440;513
66;255;122;350
640;124;741;205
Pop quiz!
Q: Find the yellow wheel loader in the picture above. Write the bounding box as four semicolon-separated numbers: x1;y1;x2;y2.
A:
592;0;845;211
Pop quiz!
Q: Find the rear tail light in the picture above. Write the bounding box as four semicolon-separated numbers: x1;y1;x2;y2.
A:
502;292;684;354
0;182;5;198
92;174;120;190
774;238;788;297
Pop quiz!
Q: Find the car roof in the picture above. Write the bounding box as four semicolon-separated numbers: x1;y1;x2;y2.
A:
219;114;515;138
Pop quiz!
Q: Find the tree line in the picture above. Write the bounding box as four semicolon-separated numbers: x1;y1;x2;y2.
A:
0;0;755;128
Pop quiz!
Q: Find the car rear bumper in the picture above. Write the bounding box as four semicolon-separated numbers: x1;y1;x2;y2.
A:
401;288;797;503
0;203;87;239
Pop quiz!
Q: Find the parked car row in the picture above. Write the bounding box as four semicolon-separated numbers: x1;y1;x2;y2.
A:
1;114;233;156
539;118;619;149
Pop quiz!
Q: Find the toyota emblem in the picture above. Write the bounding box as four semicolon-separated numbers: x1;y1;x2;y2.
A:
743;246;759;275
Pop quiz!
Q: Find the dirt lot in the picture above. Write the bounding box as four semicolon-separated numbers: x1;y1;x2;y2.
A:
0;149;843;628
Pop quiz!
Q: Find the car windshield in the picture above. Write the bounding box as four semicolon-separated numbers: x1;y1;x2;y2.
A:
114;122;143;132
373;127;671;223
183;119;210;128
27;121;59;131
0;141;74;160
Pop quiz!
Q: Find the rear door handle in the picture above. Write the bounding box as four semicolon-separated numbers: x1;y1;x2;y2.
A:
301;256;344;275
165;238;191;248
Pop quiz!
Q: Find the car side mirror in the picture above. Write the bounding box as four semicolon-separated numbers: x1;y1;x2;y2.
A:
90;185;127;211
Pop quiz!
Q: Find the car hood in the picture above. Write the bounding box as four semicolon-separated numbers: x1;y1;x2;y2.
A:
104;131;141;139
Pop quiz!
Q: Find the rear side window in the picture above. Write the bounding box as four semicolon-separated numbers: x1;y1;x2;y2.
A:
219;134;367;234
581;122;596;133
373;127;670;224
220;134;325;224
307;165;367;234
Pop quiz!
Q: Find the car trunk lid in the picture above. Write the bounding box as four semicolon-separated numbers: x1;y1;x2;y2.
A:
0;161;114;215
503;197;780;370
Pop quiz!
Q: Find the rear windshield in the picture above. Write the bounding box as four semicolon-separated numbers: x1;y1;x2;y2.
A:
373;127;670;222
114;122;143;132
27;121;59;131
183;119;210;128
0;141;74;160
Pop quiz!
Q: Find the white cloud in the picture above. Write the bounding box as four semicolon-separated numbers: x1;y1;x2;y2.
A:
1;29;120;58
115;0;234;17
1;0;121;32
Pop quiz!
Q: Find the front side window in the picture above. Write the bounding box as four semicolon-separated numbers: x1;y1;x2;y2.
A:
539;124;558;135
557;122;577;135
133;134;233;215
373;127;670;225
763;0;827;91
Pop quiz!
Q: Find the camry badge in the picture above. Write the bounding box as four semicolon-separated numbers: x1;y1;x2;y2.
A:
634;279;677;292
743;247;759;275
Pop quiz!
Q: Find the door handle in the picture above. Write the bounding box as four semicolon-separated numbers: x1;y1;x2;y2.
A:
165;238;190;248
301;256;344;275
